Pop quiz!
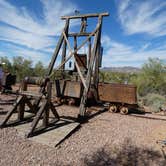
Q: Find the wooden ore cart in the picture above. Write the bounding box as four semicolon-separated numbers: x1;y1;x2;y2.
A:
98;83;138;114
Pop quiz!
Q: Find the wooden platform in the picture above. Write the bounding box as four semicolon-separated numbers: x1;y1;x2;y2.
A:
8;113;80;147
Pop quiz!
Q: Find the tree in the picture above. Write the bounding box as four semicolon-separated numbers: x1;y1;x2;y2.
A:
0;56;12;73
12;56;33;81
131;58;166;96
99;71;111;82
34;61;46;77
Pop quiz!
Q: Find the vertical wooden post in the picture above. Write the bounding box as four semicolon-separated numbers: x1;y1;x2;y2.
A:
93;19;102;99
88;38;91;66
80;17;87;33
93;42;100;101
74;36;77;72
93;15;102;87
93;42;101;89
79;15;103;117
74;36;77;51
17;81;27;121
43;81;52;128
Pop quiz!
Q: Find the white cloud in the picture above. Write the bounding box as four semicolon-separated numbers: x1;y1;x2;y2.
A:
140;43;150;52
0;25;55;50
0;43;50;66
101;35;166;67
0;0;78;57
117;0;166;37
0;0;77;36
0;51;4;57
102;35;133;56
156;43;166;51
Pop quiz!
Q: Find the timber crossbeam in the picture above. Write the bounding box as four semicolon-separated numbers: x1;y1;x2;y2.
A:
61;12;109;20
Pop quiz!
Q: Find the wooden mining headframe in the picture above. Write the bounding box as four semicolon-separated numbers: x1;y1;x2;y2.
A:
0;12;109;138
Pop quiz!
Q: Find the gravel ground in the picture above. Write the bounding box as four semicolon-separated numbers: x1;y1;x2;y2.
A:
1;94;166;165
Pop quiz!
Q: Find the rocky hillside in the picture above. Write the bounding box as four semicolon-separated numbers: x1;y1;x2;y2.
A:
101;66;141;73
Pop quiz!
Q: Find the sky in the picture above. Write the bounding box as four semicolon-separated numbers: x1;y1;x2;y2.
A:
0;0;165;68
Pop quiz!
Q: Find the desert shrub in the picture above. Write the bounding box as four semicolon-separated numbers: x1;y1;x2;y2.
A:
99;71;133;84
99;71;111;82
33;61;46;77
109;72;130;84
130;58;166;96
142;93;166;112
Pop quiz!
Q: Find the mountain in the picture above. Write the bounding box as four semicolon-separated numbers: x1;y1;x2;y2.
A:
101;66;141;73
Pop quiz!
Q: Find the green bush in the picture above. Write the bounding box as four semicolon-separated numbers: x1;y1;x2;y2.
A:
99;71;132;84
1;55;166;102
142;93;166;112
130;58;166;96
0;56;47;82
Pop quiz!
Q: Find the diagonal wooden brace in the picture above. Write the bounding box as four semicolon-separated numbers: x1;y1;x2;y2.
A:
0;96;23;127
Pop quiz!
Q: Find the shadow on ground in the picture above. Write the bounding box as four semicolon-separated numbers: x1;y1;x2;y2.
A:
83;138;166;166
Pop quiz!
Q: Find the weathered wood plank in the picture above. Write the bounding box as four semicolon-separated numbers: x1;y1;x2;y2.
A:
68;32;95;37
10;113;80;147
79;15;103;116
47;19;69;76
61;12;109;20
63;32;88;91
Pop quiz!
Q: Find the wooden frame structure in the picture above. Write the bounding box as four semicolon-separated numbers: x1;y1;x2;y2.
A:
0;78;59;137
48;12;109;117
0;12;109;137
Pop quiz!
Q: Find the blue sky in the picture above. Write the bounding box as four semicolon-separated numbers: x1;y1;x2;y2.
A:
0;0;165;68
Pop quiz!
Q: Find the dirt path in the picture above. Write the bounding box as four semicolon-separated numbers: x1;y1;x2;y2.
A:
0;94;166;165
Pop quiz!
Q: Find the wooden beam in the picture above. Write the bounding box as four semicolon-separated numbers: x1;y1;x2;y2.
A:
47;19;69;76
79;15;103;116
0;96;23;127
50;102;59;119
28;99;47;136
88;38;91;66
17;96;25;121
20;91;43;98
93;21;102;88
43;81;51;127
55;27;99;71
61;12;109;20
68;32;95;37
62;32;88;91
61;20;69;71
25;98;36;113
18;82;27;121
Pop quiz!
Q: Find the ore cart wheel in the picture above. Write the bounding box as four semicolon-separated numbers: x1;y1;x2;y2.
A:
68;98;76;106
109;105;118;113
120;107;128;115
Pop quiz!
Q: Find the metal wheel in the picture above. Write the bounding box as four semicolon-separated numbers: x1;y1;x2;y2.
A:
68;98;75;105
120;107;128;115
109;105;117;113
